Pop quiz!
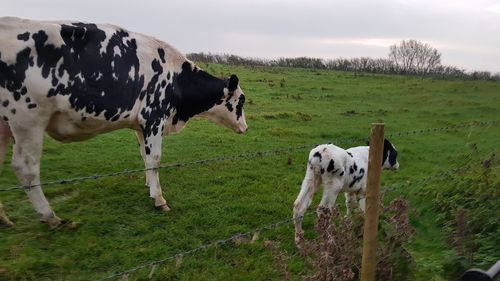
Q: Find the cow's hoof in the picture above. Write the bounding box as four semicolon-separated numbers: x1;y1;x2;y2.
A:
156;204;171;212
40;213;63;228
294;232;305;248
0;217;14;227
0;211;13;226
58;220;78;230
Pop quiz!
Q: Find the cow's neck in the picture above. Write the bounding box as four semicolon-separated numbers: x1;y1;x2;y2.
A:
171;62;226;125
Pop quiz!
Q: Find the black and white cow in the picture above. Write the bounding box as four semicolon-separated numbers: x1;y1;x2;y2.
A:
0;17;247;227
293;139;399;245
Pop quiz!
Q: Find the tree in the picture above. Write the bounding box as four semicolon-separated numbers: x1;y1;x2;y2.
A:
389;39;441;75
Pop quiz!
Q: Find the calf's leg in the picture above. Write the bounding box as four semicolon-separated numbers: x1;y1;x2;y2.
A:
293;167;320;245
344;192;358;215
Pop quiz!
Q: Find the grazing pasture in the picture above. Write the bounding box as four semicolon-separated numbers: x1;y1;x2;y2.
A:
0;64;499;280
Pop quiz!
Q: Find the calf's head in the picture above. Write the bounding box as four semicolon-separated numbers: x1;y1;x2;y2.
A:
203;75;248;134
382;138;399;170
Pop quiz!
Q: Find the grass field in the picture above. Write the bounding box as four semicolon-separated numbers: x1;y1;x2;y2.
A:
0;64;499;280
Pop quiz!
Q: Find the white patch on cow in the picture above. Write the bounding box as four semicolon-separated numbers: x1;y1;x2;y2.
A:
113;45;121;57
101;91;105;97
128;66;135;79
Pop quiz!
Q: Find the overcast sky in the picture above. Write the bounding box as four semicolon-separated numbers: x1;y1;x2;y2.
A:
3;0;500;72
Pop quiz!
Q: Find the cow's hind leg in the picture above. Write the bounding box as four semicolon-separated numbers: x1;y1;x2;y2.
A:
293;166;320;246
138;129;169;211
318;177;342;214
0;119;12;173
10;125;61;227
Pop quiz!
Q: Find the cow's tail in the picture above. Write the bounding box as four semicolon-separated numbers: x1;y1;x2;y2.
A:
306;152;323;189
294;149;323;208
0;119;12;174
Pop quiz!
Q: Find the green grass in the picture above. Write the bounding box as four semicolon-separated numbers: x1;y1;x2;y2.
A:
0;65;499;280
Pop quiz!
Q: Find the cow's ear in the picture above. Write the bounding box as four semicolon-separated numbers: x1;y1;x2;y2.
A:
227;75;239;92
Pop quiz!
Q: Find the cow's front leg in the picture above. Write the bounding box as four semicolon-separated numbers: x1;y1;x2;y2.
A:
141;129;169;211
344;192;357;216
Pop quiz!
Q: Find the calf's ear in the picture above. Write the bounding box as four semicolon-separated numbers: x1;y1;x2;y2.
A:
227;75;239;92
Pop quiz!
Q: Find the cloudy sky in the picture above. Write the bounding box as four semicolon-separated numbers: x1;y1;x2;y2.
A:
3;0;500;72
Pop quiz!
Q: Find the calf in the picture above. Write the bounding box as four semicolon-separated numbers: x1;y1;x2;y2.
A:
293;139;399;245
0;17;247;227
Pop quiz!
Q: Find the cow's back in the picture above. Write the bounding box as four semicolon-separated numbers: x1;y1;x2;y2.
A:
0;17;188;140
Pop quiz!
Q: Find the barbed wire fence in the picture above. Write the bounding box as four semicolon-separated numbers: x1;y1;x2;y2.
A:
0;120;498;280
0;120;498;193
97;157;482;281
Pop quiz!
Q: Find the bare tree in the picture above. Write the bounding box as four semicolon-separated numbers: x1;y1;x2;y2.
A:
389;39;441;75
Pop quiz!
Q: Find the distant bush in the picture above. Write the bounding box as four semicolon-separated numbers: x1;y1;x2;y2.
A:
187;50;500;82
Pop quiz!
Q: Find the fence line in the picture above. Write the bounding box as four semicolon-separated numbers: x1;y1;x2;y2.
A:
95;160;477;281
96;216;299;281
0;119;498;193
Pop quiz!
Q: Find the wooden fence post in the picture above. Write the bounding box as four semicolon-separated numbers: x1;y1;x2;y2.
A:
360;123;385;281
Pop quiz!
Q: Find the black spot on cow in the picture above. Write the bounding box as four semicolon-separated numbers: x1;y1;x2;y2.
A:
157;48;166;63
2;100;9;107
0;47;32;99
320;168;325;174
145;146;151;155
17;32;30;41
2;116;8;121
327;159;335;172
27;104;37;109
11;108;16;114
349;168;365;187
349;166;354;174
25;97;31;103
235;94;245;120
353;163;357;171
170;61;229;126
347;151;353;157
224;92;234;112
313;151;322;162
225;100;234;112
228;74;238;92
35;23;146;123
382;138;398;166
339;171;344;176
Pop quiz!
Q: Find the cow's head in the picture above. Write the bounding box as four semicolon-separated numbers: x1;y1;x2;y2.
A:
202;75;248;134
382;138;399;170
